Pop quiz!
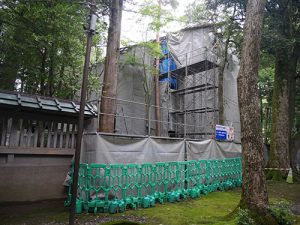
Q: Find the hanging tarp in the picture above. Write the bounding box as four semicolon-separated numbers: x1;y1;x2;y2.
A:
166;26;241;143
80;133;241;164
167;26;217;68
186;139;241;160
159;57;177;74
80;134;185;164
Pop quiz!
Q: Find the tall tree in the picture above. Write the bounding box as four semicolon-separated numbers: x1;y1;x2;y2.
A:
289;46;300;182
237;0;269;215
138;0;177;136
0;0;106;99
265;0;300;180
123;0;177;136
99;0;123;133
154;0;162;136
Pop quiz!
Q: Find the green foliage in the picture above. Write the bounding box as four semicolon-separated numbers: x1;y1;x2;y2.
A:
101;222;143;225
259;53;275;107
140;41;162;58
0;0;107;99
138;0;177;33
270;201;296;225
185;2;210;24
122;41;161;72
236;208;255;225
123;52;141;66
262;0;300;56
258;47;275;143
259;67;274;101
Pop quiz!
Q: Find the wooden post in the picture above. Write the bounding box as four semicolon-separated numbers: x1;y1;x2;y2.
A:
69;1;96;224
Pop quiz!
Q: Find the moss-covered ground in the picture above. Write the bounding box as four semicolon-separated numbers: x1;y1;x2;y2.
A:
0;181;299;225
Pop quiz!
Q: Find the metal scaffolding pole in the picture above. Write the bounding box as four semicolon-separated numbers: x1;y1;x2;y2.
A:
184;53;188;138
167;43;171;135
204;51;208;139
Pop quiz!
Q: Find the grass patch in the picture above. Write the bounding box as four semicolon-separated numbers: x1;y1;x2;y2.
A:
125;190;240;225
0;181;299;225
101;221;145;225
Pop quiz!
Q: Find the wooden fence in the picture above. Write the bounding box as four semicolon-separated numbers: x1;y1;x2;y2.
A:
0;117;77;149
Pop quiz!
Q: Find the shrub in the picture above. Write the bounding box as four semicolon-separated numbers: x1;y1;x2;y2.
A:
236;208;255;225
269;201;296;225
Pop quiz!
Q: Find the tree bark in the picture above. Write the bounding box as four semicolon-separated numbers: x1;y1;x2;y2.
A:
267;0;296;180
237;0;269;214
218;5;236;125
40;48;47;96
218;36;228;125
267;55;290;180
99;0;123;133
154;0;162;136
48;43;55;97
288;44;300;182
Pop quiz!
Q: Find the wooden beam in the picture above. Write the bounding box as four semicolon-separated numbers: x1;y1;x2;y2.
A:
0;146;75;156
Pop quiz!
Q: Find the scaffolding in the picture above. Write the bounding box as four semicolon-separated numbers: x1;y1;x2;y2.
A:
160;46;219;140
89;44;219;141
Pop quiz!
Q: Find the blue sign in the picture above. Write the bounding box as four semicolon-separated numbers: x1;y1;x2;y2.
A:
216;125;229;141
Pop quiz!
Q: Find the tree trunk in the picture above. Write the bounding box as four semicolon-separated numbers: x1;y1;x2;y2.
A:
264;107;270;144
291;131;300;182
154;0;162;136
40;48;47;96
218;38;227;125
267;0;296;180
267;55;290;180
288;44;300;182
48;44;55;97
154;40;161;136
218;8;236;125
99;0;123;133
237;0;269;214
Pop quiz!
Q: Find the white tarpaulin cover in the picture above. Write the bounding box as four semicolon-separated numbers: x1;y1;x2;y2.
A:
80;133;241;164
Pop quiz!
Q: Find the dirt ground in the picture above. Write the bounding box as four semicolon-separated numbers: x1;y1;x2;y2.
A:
0;181;299;225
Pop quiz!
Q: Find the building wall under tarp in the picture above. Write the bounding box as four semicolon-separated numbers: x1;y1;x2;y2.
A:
93;26;241;142
162;26;241;142
91;46;156;136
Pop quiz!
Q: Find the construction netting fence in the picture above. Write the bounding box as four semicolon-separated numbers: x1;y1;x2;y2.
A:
65;157;242;214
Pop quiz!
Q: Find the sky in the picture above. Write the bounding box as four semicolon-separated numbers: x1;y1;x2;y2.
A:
121;0;195;44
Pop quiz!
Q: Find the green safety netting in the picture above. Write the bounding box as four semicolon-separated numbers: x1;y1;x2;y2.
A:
65;157;242;214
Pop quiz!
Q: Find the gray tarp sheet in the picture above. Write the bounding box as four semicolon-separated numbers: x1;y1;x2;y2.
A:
167;27;217;67
80;133;241;164
186;139;241;160
166;27;241;142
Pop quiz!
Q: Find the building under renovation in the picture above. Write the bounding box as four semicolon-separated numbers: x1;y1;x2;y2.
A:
78;25;242;206
0;24;242;203
91;24;241;142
